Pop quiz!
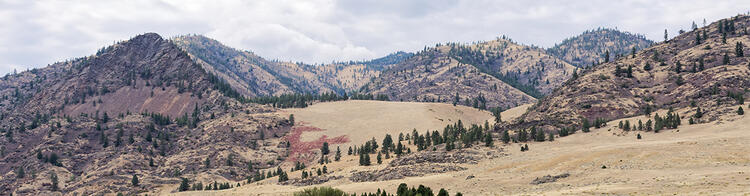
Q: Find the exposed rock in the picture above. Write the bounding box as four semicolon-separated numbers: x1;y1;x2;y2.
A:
350;164;466;182
530;173;570;185
279;175;343;186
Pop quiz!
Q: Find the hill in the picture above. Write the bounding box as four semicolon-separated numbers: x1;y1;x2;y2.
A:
0;33;294;195
278;100;493;161
173;35;409;96
517;15;750;131
548;28;654;68
360;37;579;109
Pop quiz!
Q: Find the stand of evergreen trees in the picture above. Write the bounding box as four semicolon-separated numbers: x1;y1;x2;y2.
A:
248;92;348;108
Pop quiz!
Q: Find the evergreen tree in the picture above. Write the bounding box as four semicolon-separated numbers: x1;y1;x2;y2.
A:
664;29;668;42
50;172;59;191
739;106;745;115
723;53;730;64
518;129;528;142
348;146;352;155
605;50;610;63
484;133;493;147
737;42;744;57
321;142;330;155
335;146;341;161
548;132;555;141
535;129;545;142
178;178;190;191
16;167;24;178
377;152;382;164
132;174;139;187
501;130;510;144
438;188;450;196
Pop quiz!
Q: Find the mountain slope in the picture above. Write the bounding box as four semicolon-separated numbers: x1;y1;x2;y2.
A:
518;15;750;130
548;28;654;68
361;42;535;109
451;38;578;95
173;35;407;96
0;33;293;195
361;37;578;109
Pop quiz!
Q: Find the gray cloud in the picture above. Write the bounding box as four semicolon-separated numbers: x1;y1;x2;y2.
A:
1;0;749;74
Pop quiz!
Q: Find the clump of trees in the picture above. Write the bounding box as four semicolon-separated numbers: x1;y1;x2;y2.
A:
249;92;347;108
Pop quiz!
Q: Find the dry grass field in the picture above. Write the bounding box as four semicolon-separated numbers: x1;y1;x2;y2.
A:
279;100;494;149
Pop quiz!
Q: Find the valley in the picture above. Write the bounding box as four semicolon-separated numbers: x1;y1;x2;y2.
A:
1;7;749;196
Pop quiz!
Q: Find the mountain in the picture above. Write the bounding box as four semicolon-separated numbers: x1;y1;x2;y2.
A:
172;35;409;96
0;33;293;195
548;28;654;68
360;37;577;109
517;15;750;130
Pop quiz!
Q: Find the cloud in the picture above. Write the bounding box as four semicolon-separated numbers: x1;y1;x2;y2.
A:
1;0;749;74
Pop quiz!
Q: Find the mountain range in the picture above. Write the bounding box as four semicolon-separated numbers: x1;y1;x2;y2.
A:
17;15;750;194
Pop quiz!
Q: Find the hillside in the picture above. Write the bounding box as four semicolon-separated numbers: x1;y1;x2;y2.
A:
548;28;654;68
173;35;407;96
518;15;750;131
361;37;579;109
173;104;750;195
0;33;294;195
280;100;492;156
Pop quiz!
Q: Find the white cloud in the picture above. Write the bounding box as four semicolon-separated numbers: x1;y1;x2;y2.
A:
1;0;749;74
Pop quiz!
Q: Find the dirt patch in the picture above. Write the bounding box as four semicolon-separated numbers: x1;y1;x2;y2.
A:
284;122;349;163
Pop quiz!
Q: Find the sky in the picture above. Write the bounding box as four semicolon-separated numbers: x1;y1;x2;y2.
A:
1;0;749;75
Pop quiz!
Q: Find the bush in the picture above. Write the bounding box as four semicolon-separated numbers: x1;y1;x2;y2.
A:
293;187;347;196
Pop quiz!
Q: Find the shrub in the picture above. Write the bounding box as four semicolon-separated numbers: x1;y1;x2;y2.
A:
293;187;347;196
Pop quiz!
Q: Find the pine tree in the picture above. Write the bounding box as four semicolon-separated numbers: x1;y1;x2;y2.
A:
335;146;341;161
377;152;382;164
132;174;139;187
288;114;295;126
664;29;668;42
484;133;493;147
50;172;59;191
535;129;545;142
176;178;190;191
321;142;329;155
16;167;24;178
501;130;510;144
737;42;744;57
605;50;610;63
347;146;352;155
739;106;745;115
548;132;555;141
723;53;730;64
637;133;642;140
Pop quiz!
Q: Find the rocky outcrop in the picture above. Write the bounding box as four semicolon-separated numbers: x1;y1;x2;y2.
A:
531;173;570;185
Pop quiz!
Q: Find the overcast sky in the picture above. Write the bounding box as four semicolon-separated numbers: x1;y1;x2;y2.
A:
1;0;749;75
